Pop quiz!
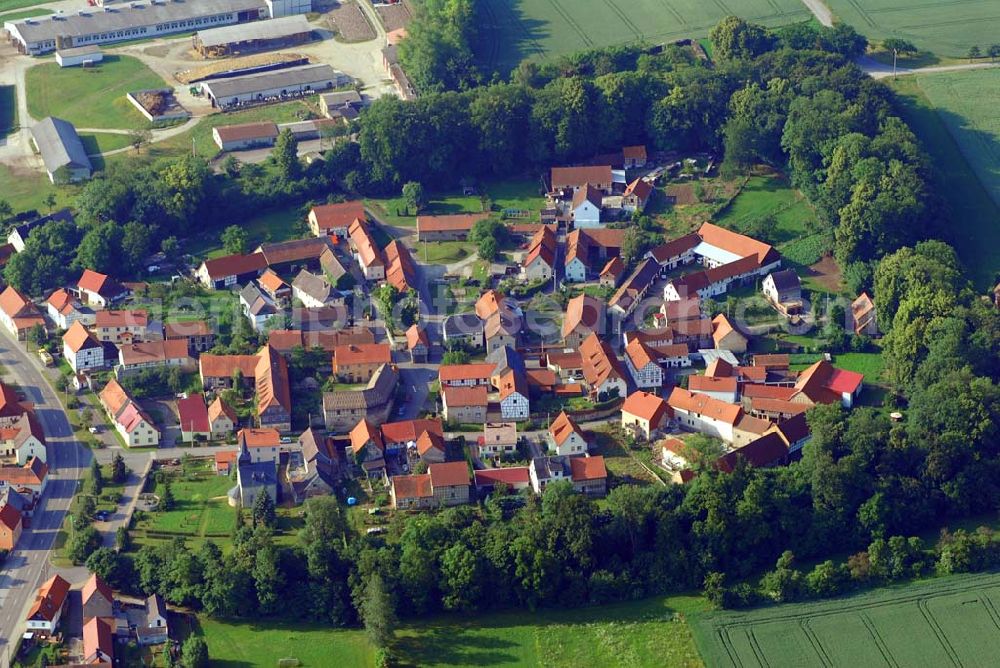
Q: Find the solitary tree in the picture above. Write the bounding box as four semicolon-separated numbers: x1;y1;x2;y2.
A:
989;44;1000;61
220;225;248;255
401;181;425;214
0;199;12;224
89;457;104;495
160;482;175;511
272;128;301;183
128;127;153;155
251;490;276;528
43;193;57;212
968;45;982;61
882;38;917;55
111;452;127;484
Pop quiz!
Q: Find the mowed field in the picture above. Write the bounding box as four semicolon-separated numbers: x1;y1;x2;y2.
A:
201;594;708;667
25;55;164;130
889;70;1000;288
824;0;1000;57
691;571;1000;667
476;0;811;72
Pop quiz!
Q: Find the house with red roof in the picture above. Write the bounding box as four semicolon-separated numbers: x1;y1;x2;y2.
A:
81;573;114;620
309;200;366;238
45;288;94;330
522;225;556;281
63;321;105;374
668;387;771;447
195;253;267;290
791;360;864;408
0;502;22;550
570;455;607;497
547;411;588;456
76;269;130;307
82;616;115;665
26;574;70;633
473;466;530;493
621;391;670;440
0;286;45;340
441;385;488;424
389;461;471;509
177;394;211;442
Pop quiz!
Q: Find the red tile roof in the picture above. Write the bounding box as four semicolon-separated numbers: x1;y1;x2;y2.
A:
177;394;210;433
549;411;583;447
668;387;742;426
443;384;488;408
439;363;496;383
570;455;607;481
551;165;612;189
382;419;443;444
688;375;738;394
81;574;113;606
28;574;70;622
311;200;366;230
697;222;779;266
392;473;433;499
200;253;267;280
333;343;392;368
239;428;281;448
474;467;530;487
622;391;670;423
63;321;99;353
429;461;470;488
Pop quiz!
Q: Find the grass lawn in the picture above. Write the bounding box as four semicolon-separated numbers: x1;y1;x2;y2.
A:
0;85;15;138
417;240;476;264
26;55;165;130
713;174;830;267
79;132;135;156
691;570;1000;668
823;0;1000;59
0;6;50;19
833;351;885;380
0;0;49;12
475;0;809;73
186;207;308;260
888;72;1000;289
366;177;542;229
200;593;707;667
0;163;78;214
136;470;234;539
199;617;374;667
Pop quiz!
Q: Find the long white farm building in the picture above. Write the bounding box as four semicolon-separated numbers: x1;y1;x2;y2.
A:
3;0;310;55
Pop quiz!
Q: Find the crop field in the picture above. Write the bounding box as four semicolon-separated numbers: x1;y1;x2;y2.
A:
475;0;811;73
691;570;1000;668
823;0;1000;58
889;71;1000;289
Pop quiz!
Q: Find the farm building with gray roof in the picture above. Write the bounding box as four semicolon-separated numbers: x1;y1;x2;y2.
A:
30;117;92;183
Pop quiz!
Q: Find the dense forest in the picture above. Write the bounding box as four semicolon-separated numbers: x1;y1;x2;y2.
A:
57;16;999;657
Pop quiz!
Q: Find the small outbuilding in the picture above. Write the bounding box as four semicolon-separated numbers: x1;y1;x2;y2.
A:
55;45;102;67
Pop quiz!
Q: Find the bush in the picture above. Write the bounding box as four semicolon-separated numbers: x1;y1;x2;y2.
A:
806;560;850;598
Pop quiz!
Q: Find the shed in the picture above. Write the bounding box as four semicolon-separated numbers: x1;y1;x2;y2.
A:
55;45;102;67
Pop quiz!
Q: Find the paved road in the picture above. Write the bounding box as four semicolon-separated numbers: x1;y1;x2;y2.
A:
0;337;89;664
